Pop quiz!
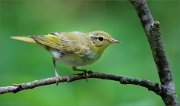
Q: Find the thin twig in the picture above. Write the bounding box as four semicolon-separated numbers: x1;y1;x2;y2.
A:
0;72;162;95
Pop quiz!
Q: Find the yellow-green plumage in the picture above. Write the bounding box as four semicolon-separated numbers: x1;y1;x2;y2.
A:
11;36;36;43
12;31;119;83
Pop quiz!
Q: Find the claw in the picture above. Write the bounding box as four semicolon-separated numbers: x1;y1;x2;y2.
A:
55;70;61;86
83;71;88;82
55;76;61;86
72;67;89;82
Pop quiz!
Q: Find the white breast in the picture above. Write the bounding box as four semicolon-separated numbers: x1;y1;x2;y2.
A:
50;50;62;59
50;50;84;67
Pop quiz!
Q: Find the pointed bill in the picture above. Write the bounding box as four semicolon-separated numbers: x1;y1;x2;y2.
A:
109;38;119;43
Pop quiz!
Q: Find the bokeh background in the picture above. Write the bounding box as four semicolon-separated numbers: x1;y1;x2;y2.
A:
0;0;179;106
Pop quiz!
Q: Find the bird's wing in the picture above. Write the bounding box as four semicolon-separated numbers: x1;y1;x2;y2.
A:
31;34;69;54
32;32;88;55
60;32;90;57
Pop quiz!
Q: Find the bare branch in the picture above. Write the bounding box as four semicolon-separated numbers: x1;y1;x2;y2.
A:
0;72;162;95
129;0;178;105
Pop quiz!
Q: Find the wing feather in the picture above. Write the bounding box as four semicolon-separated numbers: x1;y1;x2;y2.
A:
32;34;74;54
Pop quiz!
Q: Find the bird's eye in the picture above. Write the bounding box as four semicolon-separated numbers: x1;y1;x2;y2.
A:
98;37;104;41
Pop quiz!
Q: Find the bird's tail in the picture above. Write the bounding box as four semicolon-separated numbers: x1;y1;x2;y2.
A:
11;36;36;43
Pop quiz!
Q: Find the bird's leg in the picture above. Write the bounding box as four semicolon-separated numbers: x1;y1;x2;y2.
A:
72;67;89;81
52;57;61;85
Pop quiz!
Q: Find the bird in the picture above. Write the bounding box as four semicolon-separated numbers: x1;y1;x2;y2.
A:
11;31;119;85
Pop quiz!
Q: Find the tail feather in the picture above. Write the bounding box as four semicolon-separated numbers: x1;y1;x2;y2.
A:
11;36;36;43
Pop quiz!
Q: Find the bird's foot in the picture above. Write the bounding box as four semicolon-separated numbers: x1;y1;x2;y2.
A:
82;70;88;82
82;70;93;82
55;72;61;86
72;67;92;82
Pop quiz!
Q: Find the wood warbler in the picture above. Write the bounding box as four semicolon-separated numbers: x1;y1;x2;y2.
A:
11;31;119;84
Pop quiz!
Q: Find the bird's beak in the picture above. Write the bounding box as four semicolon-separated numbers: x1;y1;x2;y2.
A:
109;39;120;43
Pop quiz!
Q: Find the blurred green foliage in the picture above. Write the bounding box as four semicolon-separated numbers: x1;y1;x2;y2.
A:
0;0;179;106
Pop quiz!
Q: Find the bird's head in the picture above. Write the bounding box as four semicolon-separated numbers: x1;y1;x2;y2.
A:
88;31;119;51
